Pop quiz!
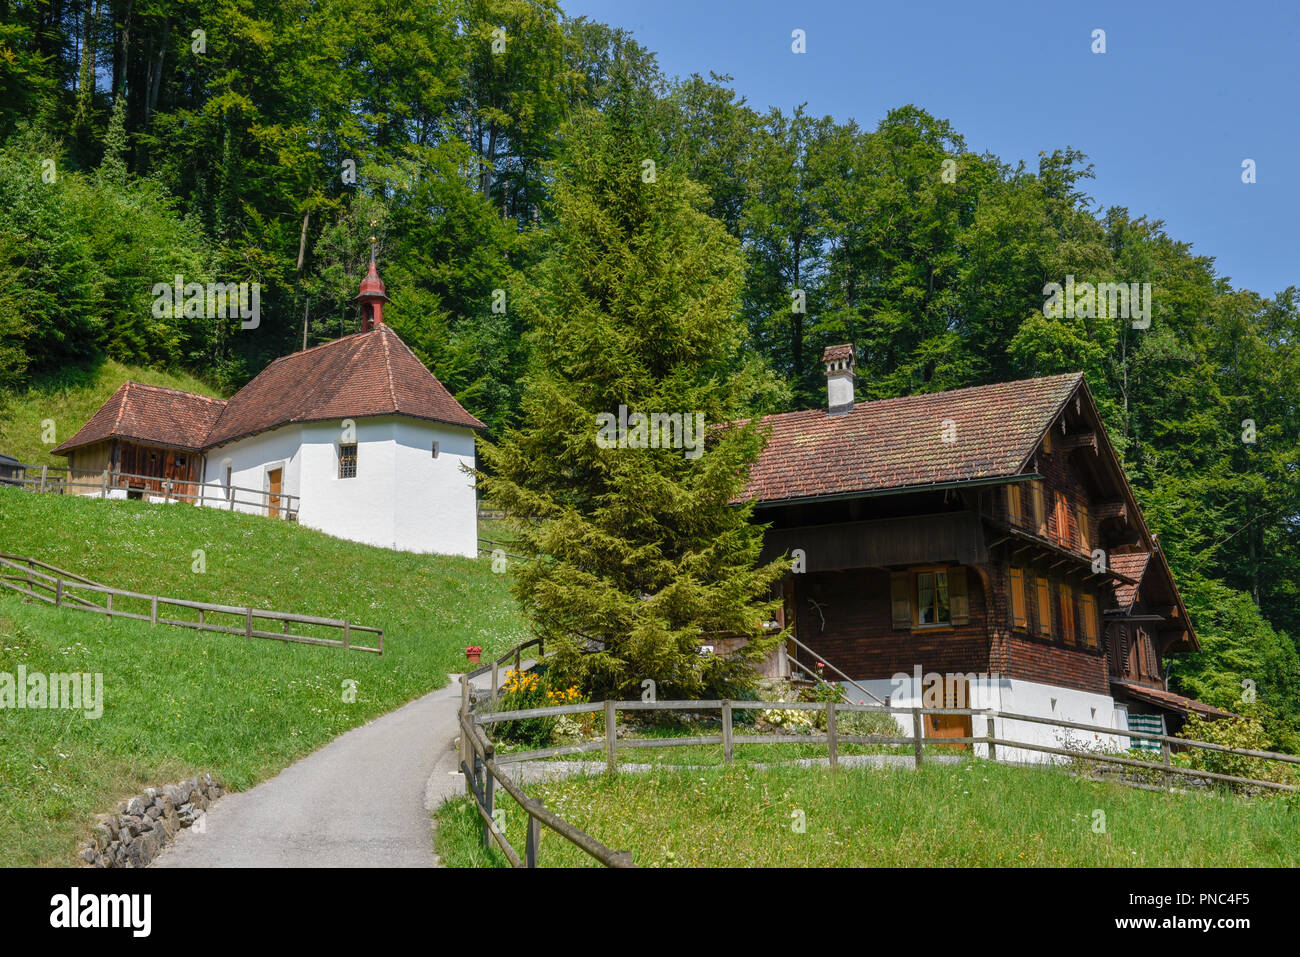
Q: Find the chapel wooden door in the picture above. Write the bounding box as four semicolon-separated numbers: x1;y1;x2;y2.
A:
267;468;282;518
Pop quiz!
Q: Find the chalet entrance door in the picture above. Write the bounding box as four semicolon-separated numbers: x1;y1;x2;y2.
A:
267;468;282;518
925;677;972;749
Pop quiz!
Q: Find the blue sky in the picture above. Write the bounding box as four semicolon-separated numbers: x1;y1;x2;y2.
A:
564;0;1300;298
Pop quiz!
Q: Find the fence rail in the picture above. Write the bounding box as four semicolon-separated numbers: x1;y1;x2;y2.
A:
0;554;381;654
457;639;1300;867
3;462;299;517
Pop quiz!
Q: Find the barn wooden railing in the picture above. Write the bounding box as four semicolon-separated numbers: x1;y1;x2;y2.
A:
2;463;300;518
456;640;1299;867
0;554;381;654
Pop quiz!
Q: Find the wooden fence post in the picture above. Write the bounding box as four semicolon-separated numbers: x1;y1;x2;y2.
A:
526;804;542;868
1161;740;1172;789
39;465;47;492
826;701;838;770
481;771;495;850
106;593;112;620
164;480;172;503
491;661;499;701
343;621;350;650
101;471;108;499
722;700;734;764
245;608;253;639
986;714;997;762
912;707;924;768
604;700;617;771
150;596;157;624
54;578;63;607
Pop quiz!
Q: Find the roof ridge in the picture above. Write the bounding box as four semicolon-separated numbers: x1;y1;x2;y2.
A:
117;380;227;405
380;325;398;411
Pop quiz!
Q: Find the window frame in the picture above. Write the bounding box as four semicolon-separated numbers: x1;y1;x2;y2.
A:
338;442;358;479
1009;567;1028;631
1034;576;1052;637
913;566;952;628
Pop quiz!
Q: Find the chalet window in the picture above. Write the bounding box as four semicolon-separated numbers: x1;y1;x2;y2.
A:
1006;484;1024;526
892;567;969;630
916;570;949;626
1080;593;1099;648
1078;502;1090;553
1031;481;1047;536
339;443;358;479
1035;576;1052;637
1059;583;1077;645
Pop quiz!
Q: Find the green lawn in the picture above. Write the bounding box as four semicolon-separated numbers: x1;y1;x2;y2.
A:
0;490;524;865
435;760;1300;868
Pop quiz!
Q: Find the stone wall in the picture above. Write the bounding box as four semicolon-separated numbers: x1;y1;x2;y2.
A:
78;773;224;868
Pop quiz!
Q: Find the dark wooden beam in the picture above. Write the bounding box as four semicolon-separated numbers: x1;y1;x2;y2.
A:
1058;432;1097;453
1093;501;1127;522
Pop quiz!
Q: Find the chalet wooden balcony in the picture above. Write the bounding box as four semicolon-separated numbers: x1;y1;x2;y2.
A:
761;511;986;573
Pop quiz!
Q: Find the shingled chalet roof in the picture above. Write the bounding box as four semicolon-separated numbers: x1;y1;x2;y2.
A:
740;372;1084;505
53;325;484;455
52;382;227;454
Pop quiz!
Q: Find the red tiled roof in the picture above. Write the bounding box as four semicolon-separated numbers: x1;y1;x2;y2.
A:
204;324;483;447
1109;552;1150;608
822;344;854;364
52;382;227;454
54;325;484;455
739;372;1083;505
1111;680;1234;719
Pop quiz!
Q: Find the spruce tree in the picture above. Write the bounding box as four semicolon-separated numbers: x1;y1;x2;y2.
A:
478;106;787;700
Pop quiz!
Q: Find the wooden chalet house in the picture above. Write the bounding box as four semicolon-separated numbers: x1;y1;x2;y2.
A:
742;344;1226;757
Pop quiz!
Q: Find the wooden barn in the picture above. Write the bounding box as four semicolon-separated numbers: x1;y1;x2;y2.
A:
740;344;1227;756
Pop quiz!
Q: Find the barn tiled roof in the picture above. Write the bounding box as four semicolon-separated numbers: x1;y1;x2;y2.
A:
51;382;227;454
53;325;484;455
1109;552;1150;609
204;324;484;447
739;372;1084;505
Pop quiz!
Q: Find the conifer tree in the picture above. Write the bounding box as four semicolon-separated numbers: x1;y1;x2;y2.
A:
479;106;788;700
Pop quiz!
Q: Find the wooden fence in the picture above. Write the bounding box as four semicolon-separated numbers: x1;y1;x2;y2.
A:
3;463;300;518
0;554;382;654
457;640;1300;868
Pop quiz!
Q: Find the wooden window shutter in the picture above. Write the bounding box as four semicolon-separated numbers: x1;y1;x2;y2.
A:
1032;481;1046;536
1080;593;1098;648
949;567;969;625
1052;492;1070;545
890;572;912;630
1078;503;1090;552
1035;577;1052;636
1060;584;1076;644
1007;484;1023;526
1009;567;1027;630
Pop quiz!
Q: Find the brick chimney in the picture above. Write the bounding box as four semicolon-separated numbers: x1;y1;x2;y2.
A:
823;344;856;416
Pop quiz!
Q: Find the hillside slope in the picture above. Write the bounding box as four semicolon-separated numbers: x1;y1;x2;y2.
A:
0;359;222;467
0;490;523;865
